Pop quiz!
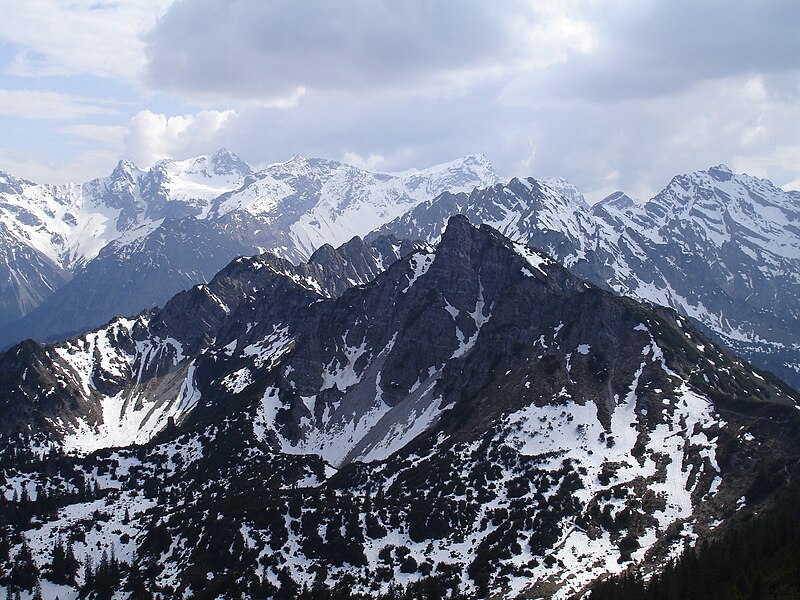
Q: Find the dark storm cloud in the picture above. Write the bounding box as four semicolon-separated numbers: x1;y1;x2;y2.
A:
145;0;799;103
620;1;800;79
144;0;555;100
500;0;800;104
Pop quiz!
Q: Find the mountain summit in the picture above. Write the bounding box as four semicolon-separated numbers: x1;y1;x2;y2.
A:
1;216;797;598
0;152;498;348
372;166;800;389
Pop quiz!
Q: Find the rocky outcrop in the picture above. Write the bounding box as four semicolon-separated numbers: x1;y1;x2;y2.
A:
371;168;800;389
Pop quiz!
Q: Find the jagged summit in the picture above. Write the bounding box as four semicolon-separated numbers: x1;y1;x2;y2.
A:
371;174;597;257
151;147;253;179
0;170;33;195
708;163;733;178
0;151;497;346
373;167;800;389
108;158;141;182
209;152;499;262
208;147;252;176
441;212;471;235
210;146;238;162
1;214;798;598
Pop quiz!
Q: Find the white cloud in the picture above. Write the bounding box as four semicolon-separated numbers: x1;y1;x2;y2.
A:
0;110;237;184
340;149;419;173
0;89;120;120
341;152;390;172
498;1;800;106
0;108;239;182
734;145;800;191
0;0;173;82
0;147;120;184
122;109;238;167
58;124;128;145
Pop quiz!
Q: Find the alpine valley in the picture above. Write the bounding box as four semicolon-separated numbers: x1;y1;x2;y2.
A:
0;151;799;600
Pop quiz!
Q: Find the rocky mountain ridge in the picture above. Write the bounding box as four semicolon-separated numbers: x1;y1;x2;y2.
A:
0;151;497;346
0;232;424;454
371;166;800;389
0;217;797;599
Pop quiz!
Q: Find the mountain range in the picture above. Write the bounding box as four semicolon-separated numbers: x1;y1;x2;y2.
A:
0;150;497;347
0;216;798;598
1;149;799;598
3;153;798;396
371;166;800;389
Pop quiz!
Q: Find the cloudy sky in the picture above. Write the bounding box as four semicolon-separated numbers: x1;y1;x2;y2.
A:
0;0;798;202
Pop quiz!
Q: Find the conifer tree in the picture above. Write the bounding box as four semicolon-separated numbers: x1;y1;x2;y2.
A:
9;540;39;591
82;554;93;593
49;538;67;584
65;543;79;583
95;549;114;600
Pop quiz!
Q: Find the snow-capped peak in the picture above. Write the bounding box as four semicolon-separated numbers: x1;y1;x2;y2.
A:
0;150;500;339
595;191;637;211
108;159;142;184
389;153;498;185
275;153;312;169
643;166;800;255
0;170;34;194
209;153;500;261
539;176;589;209
153;148;252;180
207;147;253;177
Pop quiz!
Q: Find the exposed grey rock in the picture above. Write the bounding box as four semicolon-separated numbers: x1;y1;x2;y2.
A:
371;169;800;389
0;222;69;325
1;216;798;599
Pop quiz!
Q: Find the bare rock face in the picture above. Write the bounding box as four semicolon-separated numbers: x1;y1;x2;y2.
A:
371;167;800;390
0;221;69;325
